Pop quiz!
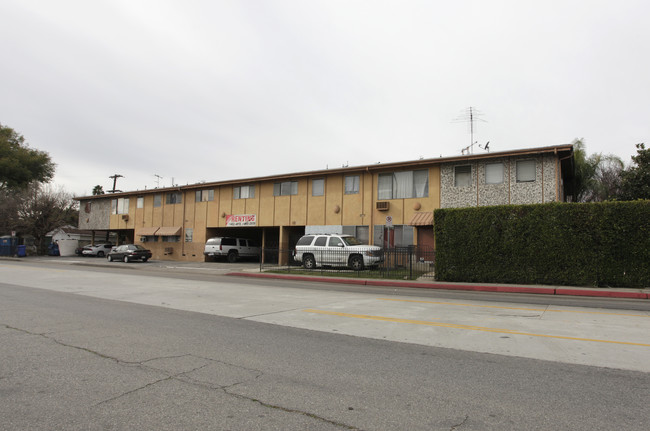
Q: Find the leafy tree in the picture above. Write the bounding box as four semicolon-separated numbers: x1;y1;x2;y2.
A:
620;143;650;200
0;123;55;190
571;139;623;202
15;184;78;254
92;185;105;195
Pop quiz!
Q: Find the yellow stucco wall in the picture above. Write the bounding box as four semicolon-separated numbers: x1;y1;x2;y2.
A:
106;166;442;261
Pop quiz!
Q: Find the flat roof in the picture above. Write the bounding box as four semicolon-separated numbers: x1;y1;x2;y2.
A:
76;144;573;200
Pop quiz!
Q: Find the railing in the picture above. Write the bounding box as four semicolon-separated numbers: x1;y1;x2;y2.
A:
259;246;435;280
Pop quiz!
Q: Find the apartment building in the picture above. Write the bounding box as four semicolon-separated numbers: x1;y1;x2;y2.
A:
76;144;574;262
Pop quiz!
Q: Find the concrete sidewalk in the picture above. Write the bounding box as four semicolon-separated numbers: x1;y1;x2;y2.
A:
227;271;650;299
3;255;648;299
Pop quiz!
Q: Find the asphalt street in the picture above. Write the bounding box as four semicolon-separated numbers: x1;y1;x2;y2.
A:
1;259;649;430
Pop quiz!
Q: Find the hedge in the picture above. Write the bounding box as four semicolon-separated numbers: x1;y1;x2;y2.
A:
433;201;650;288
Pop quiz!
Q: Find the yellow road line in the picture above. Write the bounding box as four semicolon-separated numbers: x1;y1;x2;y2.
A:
303;309;650;347
378;298;650;318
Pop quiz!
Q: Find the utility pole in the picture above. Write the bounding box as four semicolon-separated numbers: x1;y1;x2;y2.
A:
108;174;123;193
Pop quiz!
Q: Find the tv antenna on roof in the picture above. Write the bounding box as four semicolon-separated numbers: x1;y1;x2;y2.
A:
453;106;487;155
108;174;123;193
153;174;162;188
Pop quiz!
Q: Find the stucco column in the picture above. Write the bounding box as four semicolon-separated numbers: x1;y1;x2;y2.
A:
279;226;289;266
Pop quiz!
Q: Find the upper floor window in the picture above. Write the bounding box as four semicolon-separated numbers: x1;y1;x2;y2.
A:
195;189;214;202
166;192;182;204
234;185;255;199
516;160;536;183
111;198;129;215
312;178;324;196
378;170;428;199
273;181;298;196
454;165;472;187
344;175;360;194
136;196;144;208
485;163;504;185
153;194;162;207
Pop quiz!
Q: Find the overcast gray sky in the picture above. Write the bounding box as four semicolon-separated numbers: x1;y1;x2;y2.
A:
2;0;648;196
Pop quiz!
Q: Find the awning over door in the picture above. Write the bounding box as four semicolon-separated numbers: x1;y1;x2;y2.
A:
408;212;434;226
137;227;159;236
156;226;182;236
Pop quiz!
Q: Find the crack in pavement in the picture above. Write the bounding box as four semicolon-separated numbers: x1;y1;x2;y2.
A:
3;323;361;430
450;414;469;430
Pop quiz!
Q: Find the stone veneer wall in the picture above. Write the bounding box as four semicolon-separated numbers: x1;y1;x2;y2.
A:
78;199;110;230
440;155;559;209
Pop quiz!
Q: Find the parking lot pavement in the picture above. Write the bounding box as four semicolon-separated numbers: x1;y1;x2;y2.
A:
0;255;262;275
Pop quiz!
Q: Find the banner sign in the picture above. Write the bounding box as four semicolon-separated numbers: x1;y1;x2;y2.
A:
226;214;257;226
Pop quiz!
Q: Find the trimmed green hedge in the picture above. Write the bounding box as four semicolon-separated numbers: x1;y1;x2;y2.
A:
434;201;650;288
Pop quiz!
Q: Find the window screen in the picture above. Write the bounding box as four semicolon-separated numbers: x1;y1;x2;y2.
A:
454;166;472;187
516;160;536;182
312;179;324;196
485;163;504;184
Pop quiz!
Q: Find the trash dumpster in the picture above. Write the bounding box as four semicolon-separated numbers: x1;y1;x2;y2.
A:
17;245;26;257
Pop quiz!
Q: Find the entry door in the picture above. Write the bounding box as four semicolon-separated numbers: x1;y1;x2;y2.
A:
383;227;395;249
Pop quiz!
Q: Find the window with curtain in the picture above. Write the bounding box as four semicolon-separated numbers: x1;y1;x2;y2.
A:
344;176;360;194
377;170;428;199
233;185;254;199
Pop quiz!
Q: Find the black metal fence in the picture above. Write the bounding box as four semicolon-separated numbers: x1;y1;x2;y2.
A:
260;246;435;280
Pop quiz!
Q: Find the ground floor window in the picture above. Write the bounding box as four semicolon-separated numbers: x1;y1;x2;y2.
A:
162;236;180;242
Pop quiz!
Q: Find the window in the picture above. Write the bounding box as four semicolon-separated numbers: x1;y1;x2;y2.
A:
296;236;314;246
185;228;193;242
162;236;179;242
153;194;162;207
234;185;255;199
111;198;129;214
273;181;298;196
454;166;472;187
485;163;504;184
328;237;343;247
516;160;536;183
137;196;144;208
142;235;157;243
377;170;429;199
314;236;327;246
344;175;359;194
312;179;324;196
195;189;214;202
166;192;182;204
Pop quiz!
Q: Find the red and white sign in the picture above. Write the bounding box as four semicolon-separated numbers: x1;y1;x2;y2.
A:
226;214;257;226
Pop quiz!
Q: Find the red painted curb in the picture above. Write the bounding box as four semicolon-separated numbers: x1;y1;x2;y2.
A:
555;289;648;299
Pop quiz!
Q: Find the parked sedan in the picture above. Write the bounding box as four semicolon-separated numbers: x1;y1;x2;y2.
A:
81;243;114;257
107;244;152;262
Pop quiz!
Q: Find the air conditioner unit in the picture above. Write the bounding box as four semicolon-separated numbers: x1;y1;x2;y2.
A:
376;201;390;211
140;236;147;242
121;214;129;221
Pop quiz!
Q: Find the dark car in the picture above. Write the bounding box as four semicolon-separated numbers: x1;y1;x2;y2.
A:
107;244;152;262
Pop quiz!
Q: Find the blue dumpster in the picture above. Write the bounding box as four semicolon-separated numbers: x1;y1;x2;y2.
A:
17;245;26;257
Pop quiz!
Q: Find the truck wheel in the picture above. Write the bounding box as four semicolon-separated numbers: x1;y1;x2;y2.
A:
227;251;238;263
303;255;316;270
349;255;364;271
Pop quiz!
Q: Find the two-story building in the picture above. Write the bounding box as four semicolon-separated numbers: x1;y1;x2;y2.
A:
76;144;574;262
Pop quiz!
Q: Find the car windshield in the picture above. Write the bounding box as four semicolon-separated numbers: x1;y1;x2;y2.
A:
341;236;363;246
